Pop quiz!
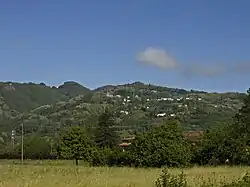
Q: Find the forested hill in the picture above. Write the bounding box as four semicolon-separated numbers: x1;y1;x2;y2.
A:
0;81;91;112
0;81;246;135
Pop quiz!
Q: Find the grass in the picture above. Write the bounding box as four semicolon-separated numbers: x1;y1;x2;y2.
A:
0;160;249;187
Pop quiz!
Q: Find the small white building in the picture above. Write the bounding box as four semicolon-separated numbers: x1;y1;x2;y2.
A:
156;113;166;117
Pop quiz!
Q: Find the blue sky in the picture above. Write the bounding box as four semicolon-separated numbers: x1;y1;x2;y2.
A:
1;0;250;92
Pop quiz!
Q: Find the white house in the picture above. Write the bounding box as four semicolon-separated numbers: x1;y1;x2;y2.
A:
156;113;166;117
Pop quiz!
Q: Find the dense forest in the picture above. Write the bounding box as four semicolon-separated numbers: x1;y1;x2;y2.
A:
0;81;249;167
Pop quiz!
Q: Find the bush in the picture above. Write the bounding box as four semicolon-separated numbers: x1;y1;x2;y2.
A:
155;168;187;187
130;120;192;168
89;147;131;167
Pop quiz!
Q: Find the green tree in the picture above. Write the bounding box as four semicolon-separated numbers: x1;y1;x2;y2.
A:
195;124;232;165
229;88;250;164
17;135;51;159
196;89;250;165
234;89;250;139
94;109;120;149
58;126;93;165
129;119;191;167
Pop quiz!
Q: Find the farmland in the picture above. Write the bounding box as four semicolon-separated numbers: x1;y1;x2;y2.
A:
0;160;249;187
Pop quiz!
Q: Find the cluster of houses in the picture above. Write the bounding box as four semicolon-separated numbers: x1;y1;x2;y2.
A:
156;113;176;117
106;91;205;118
106;92;203;103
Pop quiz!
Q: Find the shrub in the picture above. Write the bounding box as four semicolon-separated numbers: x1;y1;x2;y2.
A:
155;168;187;187
130;119;192;168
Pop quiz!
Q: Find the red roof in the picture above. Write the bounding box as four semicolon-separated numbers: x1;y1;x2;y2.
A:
119;142;131;147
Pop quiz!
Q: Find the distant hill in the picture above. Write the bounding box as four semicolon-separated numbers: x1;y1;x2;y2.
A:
0;81;91;112
57;81;91;98
0;82;67;112
0;81;247;136
94;82;245;130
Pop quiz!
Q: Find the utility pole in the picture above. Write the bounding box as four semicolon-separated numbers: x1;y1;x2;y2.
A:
21;123;24;165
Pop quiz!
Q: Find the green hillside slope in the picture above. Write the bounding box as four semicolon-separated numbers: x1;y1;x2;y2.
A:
0;82;67;112
0;81;246;136
0;81;91;112
57;81;91;97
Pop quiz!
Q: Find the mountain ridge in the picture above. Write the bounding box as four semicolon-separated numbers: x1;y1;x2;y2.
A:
0;80;246;135
2;80;245;94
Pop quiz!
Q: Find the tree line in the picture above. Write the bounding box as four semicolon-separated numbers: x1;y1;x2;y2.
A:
1;89;250;167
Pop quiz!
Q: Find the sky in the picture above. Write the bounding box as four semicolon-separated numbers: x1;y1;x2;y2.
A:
1;0;250;92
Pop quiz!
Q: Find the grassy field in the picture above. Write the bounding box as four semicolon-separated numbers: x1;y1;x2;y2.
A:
0;160;249;187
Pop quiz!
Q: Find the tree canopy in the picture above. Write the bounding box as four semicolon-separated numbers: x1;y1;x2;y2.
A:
129;119;191;167
94;109;120;149
58;126;93;165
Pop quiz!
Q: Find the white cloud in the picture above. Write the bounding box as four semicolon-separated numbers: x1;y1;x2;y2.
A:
136;47;178;69
181;63;225;78
136;46;250;78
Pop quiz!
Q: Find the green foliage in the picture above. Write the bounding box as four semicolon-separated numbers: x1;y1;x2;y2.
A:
227;90;250;164
196;123;248;165
0;82;68;112
196;91;250;165
129;119;191;167
195;124;228;165
0;134;54;159
18;135;51;159
0;81;245;134
57;81;91;97
232;89;250;146
0;81;249;169
0;81;245;138
58;126;93;165
94;109;120;149
155;168;187;187
89;147;110;166
89;147;123;167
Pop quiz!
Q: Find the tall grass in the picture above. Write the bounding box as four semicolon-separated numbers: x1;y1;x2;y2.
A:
0;160;249;187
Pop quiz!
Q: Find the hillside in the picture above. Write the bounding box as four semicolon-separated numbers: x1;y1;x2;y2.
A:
57;81;91;97
0;81;246;137
94;82;244;130
0;81;91;112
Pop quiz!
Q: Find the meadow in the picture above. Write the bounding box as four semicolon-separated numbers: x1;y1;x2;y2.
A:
0;160;249;187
